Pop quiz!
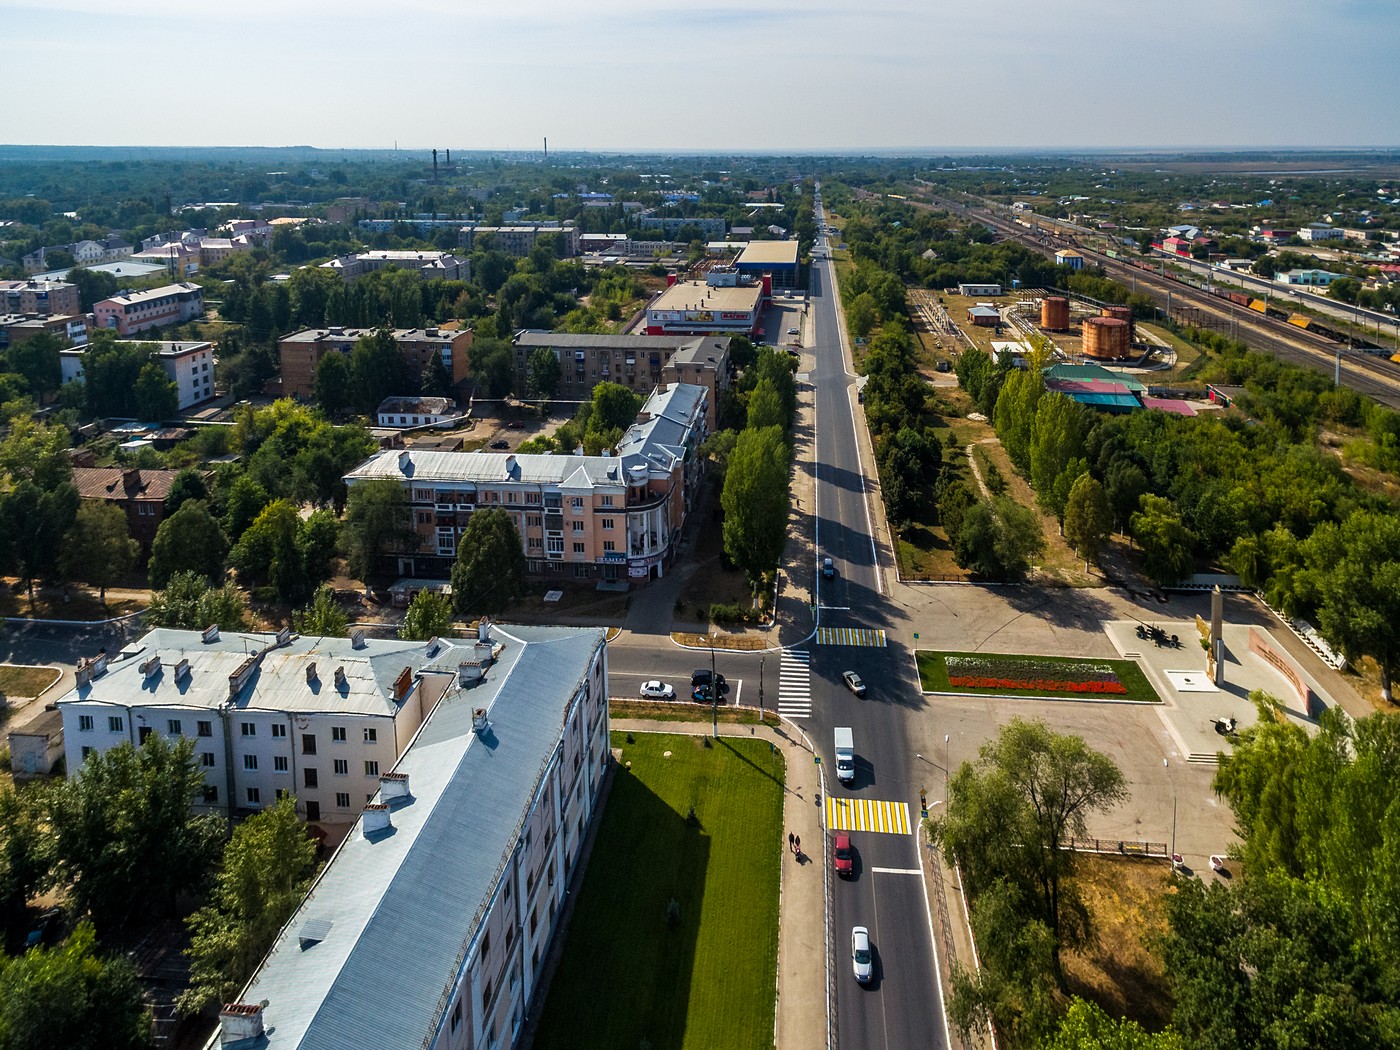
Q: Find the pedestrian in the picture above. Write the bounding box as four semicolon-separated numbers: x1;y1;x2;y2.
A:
794;834;801;857
788;832;794;854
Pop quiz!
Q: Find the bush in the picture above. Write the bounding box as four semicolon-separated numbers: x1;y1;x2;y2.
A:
709;601;758;625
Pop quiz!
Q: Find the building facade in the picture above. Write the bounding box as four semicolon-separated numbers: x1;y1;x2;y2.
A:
643;272;765;336
458;224;579;258
278;325;474;400
344;383;708;584
130;242;201;277
0;313;87;351
70;466;209;549
320;251;471;283
208;624;609;1050
0;279;81;317
376;396;458;429
56;626;477;826
61;340;215;409
734;241;800;290
92;283;204;336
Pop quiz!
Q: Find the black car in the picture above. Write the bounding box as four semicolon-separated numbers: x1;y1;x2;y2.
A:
691;669;728;692
491;440;510;450
691;684;726;704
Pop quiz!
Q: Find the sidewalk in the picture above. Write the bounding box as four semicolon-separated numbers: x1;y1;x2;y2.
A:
611;716;828;1050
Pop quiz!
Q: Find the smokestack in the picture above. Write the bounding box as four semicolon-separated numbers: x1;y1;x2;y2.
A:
445;148;451;166
432;148;438;182
543;137;548;161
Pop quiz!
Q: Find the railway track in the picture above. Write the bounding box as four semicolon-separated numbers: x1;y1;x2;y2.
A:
916;193;1400;410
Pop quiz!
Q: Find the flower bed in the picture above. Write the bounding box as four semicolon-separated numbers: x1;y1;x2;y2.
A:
944;656;1127;696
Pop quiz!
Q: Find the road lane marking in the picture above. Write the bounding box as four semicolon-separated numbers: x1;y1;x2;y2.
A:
825;797;911;835
778;649;812;718
815;627;886;647
870;867;923;876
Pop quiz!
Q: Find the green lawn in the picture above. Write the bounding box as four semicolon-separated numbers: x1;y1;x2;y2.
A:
916;651;1162;703
532;733;784;1050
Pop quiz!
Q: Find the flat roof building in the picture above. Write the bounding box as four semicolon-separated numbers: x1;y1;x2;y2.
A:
0;312;87;351
644;277;764;336
735;240;800;289
92;283;204;336
61;340;216;410
208;623;609;1050
279;326;473;400
0;278;80;317
458;224;579;258
321;251;470;283
375;396;457;429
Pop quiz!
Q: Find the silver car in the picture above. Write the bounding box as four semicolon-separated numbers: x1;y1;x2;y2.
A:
851;926;873;983
638;680;676;700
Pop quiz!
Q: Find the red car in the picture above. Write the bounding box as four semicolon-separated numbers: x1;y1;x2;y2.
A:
833;832;854;877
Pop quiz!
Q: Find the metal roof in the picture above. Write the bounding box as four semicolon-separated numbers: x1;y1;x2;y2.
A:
346;449;626;489
233;624;606;1050
513;331;699;351
735;241;799;267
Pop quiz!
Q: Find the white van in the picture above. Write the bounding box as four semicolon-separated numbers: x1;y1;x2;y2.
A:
834;727;855;785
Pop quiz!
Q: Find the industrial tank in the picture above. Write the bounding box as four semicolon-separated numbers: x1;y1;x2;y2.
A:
1101;305;1135;344
1040;296;1070;331
1081;316;1131;359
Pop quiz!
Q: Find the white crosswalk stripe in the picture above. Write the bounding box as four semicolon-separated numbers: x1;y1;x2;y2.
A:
778;649;812;719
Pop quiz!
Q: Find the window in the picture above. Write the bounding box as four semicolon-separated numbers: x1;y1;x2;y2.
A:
304;768;318;788
78;715;93;732
81;745;94;760
246;787;261;805
336;792;351;809
451;1000;462;1033
167;719;183;735
573;542;585;554
547;537;563;554
602;518;614;530
202;786;218;803
526;515;542;529
365;760;379;776
201;752;216;768
305;800;320;821
571;520;583;533
271;723;287;739
601;495;614;508
570;497;583;510
332;726;346;742
302;733;316;755
108;715;124;732
274;755;289;772
240;722;256;737
243;755;258;771
198;720;212;737
334;759;348;776
363;727;377;744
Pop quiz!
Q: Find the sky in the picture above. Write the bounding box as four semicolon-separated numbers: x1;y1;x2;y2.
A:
5;0;1399;151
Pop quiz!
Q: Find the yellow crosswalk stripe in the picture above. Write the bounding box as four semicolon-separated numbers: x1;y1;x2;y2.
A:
825;797;912;835
816;627;887;647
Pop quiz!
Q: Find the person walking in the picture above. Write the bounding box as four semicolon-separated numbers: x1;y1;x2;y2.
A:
788;832;795;854
794;834;801;858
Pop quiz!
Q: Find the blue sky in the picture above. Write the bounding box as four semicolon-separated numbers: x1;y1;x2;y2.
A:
5;0;1397;150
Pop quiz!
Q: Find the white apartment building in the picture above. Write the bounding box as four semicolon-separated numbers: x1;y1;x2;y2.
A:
60;340;216;410
209;623;609;1050
55;626;478;825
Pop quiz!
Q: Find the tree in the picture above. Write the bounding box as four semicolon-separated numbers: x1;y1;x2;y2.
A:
468;337;514;398
48;735;223;931
993;367;1043;472
931;718;1127;979
451;508;526;617
1028;393;1087;510
313;351;352;416
4;330;63;401
223;473;270;541
1063;475;1113;570
952;497;1044;582
292;585;349;638
149;500;228;588
1046;999;1186;1050
526;346;561;402
1311;510;1400;703
133;361;178;421
0;418;72;491
145;571;249;631
588;382;642;434
0;787;50;942
180;798;318;1016
1103;459;1147;533
231;499;311;604
0;479;80;605
348;328;414;414
400;588;454;641
162;467;209;517
342;479;417;584
721;425;790;586
0;922;152;1050
59;502;137;606
1130;495;1196;587
746;379;786;432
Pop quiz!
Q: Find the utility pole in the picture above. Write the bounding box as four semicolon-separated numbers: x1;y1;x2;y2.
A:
758;654;765;720
710;635;718;739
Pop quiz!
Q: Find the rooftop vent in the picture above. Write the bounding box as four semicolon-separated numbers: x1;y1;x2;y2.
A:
350;627;366;650
305;662;318;685
379;772;411;804
174;658;191;682
275;627;292;646
472;708;490;735
139;656;161;678
426;636;441;658
297;917;333;950
228;654;260;699
202;624;220;644
218;1003;265;1047
362;803;392;838
333;666;347;689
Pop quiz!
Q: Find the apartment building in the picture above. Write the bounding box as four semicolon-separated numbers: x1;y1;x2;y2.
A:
321;250;471;283
92;283;204;336
60;339;215;410
130;241;201;277
69;466;209;548
56;626;480;826
344;383;708;584
512;331;728;428
0;278;80;317
0;313;87;351
278;325;473;399
23;238;133;274
458;224;579;258
209;623;609;1050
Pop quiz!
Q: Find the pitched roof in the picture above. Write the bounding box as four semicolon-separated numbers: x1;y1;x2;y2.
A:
70;467;187;502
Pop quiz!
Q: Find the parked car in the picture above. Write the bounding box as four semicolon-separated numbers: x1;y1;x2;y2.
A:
787;327;799;336
822;557;836;579
691;684;724;704
851;926;873;983
691;669;728;692
842;671;866;697
639;680;675;700
490;439;509;449
833;832;854;877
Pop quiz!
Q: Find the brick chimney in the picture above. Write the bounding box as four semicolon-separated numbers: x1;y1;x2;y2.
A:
219;1003;265;1048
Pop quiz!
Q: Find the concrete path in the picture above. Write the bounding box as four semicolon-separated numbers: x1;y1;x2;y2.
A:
611;717;827;1050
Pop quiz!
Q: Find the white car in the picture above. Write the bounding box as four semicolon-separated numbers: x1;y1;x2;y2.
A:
638;680;676;700
851;926;873;983
787;327;800;335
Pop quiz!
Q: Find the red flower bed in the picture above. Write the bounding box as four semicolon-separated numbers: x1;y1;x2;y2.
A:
947;674;1128;695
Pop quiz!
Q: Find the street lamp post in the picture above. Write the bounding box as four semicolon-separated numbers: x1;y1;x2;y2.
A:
710;634;718;740
759;653;765;720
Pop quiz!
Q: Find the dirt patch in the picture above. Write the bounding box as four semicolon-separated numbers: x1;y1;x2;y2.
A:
0;665;62;702
1061;854;1175;1031
0;579;144;621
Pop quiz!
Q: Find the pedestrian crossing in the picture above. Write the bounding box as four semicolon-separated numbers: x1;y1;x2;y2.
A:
826;797;913;835
777;649;812;719
816;627;887;648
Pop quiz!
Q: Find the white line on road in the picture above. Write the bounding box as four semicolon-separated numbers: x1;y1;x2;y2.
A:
870;867;923;876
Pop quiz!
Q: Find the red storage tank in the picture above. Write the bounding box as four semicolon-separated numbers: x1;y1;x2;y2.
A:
1041;296;1070;330
1101;305;1134;344
1081;316;1130;359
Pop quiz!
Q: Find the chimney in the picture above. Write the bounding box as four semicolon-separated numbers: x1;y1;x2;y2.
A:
91;653;108;677
393;666;413;700
202;624;220;644
219;1004;265;1048
275;626;292;647
426;636;441;658
477;618;491;643
121;467;141;491
398;449;412;473
350;627;366;650
379;772;411;804
305;661;318;685
139;656;161;678
75;663;93;688
174;658;191;682
472;708;490;735
333;666;347;689
362;803;392;838
228;654;260;699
